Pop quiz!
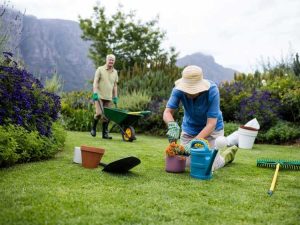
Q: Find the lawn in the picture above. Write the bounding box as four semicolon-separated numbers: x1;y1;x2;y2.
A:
0;131;300;225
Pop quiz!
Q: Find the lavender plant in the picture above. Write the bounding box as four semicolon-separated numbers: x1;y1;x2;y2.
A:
235;90;281;130
0;53;61;136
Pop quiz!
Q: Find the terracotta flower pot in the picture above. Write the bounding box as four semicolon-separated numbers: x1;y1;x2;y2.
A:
165;155;186;173
80;145;105;169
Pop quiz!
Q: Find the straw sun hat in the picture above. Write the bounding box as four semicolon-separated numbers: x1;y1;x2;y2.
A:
175;65;210;94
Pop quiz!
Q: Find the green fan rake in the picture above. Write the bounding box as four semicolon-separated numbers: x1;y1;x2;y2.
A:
257;159;300;196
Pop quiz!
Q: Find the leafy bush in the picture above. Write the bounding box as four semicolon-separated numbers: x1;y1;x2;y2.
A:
219;81;252;122
0;126;18;167
137;100;183;136
44;72;64;95
62;108;94;131
0;60;61;136
60;91;94;131
0;53;65;167
224;122;240;136
120;69;181;99
0;122;66;167
279;88;300;123
117;91;151;111
257;121;300;144
235;90;281;130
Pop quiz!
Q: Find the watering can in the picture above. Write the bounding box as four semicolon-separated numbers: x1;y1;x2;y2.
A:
190;139;218;180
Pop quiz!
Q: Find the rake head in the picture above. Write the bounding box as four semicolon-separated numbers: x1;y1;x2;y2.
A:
257;159;300;170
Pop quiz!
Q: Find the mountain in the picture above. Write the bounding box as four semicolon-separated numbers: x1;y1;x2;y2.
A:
19;16;95;91
1;10;95;91
0;7;23;56
1;10;235;91
176;53;236;83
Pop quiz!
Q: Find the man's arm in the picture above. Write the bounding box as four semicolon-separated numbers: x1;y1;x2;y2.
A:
163;107;180;141
195;117;217;139
93;69;100;93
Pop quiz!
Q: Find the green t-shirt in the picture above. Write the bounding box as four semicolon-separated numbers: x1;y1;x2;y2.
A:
94;65;118;100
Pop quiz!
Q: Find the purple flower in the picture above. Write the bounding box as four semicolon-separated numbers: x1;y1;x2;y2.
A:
235;90;281;130
0;52;61;136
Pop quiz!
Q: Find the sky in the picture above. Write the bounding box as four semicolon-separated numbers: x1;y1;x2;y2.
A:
6;0;300;73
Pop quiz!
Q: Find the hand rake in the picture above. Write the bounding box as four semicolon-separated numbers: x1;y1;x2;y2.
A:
257;159;300;196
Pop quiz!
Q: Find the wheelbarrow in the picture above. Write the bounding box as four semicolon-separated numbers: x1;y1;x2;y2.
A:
103;107;151;142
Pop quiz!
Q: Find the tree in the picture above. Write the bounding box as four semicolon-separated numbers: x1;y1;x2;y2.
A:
293;53;300;77
79;4;175;70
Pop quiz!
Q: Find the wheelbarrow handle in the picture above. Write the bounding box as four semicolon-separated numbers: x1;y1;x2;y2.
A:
97;100;109;121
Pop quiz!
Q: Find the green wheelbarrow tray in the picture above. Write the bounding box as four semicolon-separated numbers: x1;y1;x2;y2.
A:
103;107;151;142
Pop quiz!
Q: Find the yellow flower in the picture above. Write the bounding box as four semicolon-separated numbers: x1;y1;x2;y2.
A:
193;138;210;149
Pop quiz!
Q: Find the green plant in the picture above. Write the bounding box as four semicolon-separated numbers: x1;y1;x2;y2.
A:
280;88;300;123
118;90;151;111
219;81;252;122
257;120;300;144
0;122;66;167
224;122;240;136
0;54;61;136
0;126;18;167
60;91;94;131
44;72;64;95
235;90;280;130
120;69;181;99
292;53;300;76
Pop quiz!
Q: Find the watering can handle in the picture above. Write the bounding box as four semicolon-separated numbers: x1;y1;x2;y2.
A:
205;149;218;175
190;139;210;151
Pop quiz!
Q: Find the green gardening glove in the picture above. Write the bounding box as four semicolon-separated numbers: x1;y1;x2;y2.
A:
112;97;119;105
184;138;199;155
92;93;100;101
167;122;180;142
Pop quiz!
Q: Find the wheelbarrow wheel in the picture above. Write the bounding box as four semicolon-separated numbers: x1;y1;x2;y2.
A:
122;126;136;142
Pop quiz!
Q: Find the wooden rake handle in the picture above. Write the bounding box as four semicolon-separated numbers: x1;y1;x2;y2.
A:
268;163;280;196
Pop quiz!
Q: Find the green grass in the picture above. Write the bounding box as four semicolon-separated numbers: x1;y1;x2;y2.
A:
1;131;300;225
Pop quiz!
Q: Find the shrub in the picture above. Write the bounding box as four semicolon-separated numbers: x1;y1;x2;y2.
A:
0;126;18;167
0;122;66;167
60;91;94;131
235;90;281;130
219;81;252;122
137;99;183;136
117;90;151;111
257;120;300;144
44;72;64;95
224;122;240;136
0;58;61;136
120;70;180;99
0;53;65;167
280;88;300;123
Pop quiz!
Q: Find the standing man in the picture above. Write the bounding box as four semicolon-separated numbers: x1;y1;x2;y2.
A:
90;54;119;139
163;65;237;170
